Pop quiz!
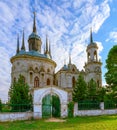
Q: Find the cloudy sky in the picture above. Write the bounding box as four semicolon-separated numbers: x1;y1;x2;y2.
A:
0;0;117;101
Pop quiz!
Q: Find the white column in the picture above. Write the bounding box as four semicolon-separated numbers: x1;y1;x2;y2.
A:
74;102;78;116
61;104;68;118
100;102;104;110
33;103;42;119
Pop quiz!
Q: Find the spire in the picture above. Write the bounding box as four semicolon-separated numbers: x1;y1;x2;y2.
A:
46;34;49;52
49;40;52;58
21;29;25;51
33;12;37;33
69;53;71;64
90;27;93;43
16;34;20;54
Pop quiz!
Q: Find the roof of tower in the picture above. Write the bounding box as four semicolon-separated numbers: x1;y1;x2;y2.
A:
87;28;98;48
16;50;51;59
28;12;41;40
29;32;41;40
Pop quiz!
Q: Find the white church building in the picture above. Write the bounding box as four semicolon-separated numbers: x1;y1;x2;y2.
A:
10;13;102;118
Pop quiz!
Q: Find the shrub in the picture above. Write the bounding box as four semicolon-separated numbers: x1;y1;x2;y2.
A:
68;102;74;118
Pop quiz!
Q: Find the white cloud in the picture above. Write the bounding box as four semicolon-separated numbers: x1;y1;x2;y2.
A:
106;31;117;42
0;47;11;101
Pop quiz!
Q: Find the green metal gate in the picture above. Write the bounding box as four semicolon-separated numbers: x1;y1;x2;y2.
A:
42;94;60;118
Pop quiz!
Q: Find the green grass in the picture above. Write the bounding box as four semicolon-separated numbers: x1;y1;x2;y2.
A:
0;115;117;130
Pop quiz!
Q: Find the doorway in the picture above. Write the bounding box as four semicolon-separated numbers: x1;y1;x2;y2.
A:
42;94;60;118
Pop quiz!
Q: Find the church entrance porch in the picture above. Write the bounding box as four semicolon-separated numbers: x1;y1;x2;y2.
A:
42;94;60;118
33;86;68;119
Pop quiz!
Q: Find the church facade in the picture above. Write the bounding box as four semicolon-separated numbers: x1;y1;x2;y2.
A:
10;13;102;118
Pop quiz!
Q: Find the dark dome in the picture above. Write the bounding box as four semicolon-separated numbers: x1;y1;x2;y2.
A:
28;32;40;40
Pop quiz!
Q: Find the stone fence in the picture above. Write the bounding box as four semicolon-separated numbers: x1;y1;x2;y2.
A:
0;112;33;122
74;102;117;116
1;102;117;122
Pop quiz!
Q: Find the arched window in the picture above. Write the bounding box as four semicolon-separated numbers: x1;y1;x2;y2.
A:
94;51;97;61
88;52;90;61
72;68;75;72
47;68;50;73
34;76;39;87
97;80;99;87
47;78;50;85
14;77;16;83
30;72;33;83
72;76;75;88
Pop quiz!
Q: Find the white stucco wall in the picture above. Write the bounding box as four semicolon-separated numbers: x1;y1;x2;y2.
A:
0;112;33;122
74;102;117;116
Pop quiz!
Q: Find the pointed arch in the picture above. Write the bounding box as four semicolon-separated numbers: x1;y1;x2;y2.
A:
97;80;100;87
88;52;90;61
94;50;97;61
47;78;50;85
34;76;39;88
14;77;16;83
30;72;33;84
72;76;76;88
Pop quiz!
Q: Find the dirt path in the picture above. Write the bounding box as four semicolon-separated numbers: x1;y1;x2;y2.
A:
45;118;66;122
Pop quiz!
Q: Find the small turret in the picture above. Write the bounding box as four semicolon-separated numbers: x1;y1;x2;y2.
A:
44;35;52;59
49;40;52;58
16;34;20;54
21;30;25;51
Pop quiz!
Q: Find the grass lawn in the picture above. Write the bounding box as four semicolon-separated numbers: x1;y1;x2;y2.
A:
0;115;117;130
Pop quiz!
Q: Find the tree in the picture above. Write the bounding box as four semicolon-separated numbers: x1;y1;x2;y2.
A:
97;87;106;102
87;79;98;100
72;74;87;102
9;75;32;112
0;99;2;112
105;45;117;88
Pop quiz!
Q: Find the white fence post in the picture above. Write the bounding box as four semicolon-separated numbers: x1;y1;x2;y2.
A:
74;102;78;117
100;102;104;110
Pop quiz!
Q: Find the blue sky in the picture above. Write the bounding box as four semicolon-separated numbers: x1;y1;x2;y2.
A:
0;0;117;101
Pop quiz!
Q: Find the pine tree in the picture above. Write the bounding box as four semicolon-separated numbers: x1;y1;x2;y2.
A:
9;75;32;112
87;79;97;100
73;74;87;102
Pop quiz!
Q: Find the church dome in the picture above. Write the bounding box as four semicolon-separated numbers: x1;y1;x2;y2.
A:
28;32;41;40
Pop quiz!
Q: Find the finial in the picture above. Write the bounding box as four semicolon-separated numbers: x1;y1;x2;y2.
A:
33;12;37;33
21;29;25;51
90;27;93;43
16;34;20;54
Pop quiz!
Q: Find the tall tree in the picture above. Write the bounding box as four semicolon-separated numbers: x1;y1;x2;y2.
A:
87;79;97;100
105;45;117;88
72;74;87;102
9;75;32;112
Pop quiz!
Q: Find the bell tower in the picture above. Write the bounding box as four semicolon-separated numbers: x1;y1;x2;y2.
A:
28;12;42;52
84;28;102;87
